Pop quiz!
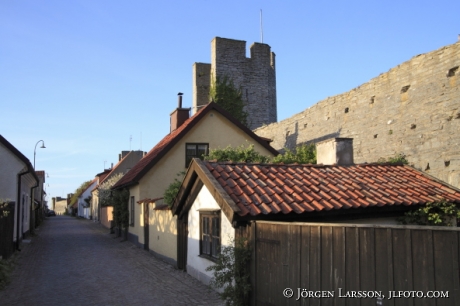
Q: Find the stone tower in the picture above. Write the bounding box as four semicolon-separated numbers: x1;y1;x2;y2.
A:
193;37;277;130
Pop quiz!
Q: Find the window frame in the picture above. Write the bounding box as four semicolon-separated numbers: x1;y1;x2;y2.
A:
130;196;135;227
185;143;209;168
199;210;221;261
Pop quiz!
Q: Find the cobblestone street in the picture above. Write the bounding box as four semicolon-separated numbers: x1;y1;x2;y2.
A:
0;216;223;306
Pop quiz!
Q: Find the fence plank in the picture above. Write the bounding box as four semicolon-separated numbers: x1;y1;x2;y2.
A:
320;226;333;306
410;229;435;306
433;231;457;306
332;227;346;306
375;228;394;306
309;226;321;306
300;226;311;306
345;227;360;301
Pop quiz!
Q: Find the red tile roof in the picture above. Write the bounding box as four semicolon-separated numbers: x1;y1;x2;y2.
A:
201;161;460;217
112;102;279;189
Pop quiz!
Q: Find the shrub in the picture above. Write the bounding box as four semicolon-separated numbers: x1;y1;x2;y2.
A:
163;171;185;207
205;144;271;163
398;199;460;226
206;237;252;306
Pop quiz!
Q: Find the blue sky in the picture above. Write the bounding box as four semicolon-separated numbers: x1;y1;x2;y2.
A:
1;0;459;202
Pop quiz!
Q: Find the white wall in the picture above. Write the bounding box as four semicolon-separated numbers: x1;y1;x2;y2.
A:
187;185;234;286
0;144;25;200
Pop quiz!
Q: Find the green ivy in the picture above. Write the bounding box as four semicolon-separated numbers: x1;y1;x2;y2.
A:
273;143;317;164
112;188;130;232
398;199;460;226
69;180;92;207
205;144;271;163
209;75;248;127
163;171;185;207
206;237;252;306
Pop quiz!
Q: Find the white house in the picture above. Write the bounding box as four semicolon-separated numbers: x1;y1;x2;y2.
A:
76;179;97;219
172;140;460;287
0;134;39;252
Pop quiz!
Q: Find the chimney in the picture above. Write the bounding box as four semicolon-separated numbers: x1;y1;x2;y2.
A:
170;93;191;132
316;138;354;166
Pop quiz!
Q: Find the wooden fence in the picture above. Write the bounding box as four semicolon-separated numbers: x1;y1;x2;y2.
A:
0;202;15;259
250;221;460;306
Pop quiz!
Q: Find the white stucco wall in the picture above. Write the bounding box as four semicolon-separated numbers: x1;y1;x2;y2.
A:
0;144;25;200
187;185;234;286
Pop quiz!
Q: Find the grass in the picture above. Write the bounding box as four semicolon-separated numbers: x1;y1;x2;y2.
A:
0;255;16;290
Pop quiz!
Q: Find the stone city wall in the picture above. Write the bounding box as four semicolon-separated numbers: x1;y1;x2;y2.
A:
255;42;460;188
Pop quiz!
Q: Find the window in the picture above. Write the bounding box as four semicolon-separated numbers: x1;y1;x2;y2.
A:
130;196;135;226
200;211;220;260
186;143;209;167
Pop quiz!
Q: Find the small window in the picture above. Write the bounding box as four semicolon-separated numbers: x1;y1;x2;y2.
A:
186;143;209;167
130;196;135;226
200;211;220;260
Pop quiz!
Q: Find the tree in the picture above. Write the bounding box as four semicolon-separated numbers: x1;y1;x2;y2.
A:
209;75;248;127
272;143;317;164
69;180;92;207
99;173;124;207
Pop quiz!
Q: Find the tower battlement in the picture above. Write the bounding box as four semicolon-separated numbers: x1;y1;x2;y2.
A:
193;37;277;129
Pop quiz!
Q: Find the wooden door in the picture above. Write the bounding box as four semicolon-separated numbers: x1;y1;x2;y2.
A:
177;217;188;270
143;203;149;250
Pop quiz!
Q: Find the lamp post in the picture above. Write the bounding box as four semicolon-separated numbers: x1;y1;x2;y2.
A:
34;140;46;169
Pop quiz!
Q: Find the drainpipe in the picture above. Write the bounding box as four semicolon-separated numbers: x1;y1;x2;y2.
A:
30;183;38;234
16;170;28;251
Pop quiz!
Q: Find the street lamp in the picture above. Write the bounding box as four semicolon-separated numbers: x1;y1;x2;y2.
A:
34;140;46;169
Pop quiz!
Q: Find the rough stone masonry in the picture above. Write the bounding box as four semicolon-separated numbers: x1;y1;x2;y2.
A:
193;37;277;130
255;41;460;188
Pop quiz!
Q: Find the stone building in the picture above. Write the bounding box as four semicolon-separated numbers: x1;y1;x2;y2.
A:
192;37;277;130
255;41;460;189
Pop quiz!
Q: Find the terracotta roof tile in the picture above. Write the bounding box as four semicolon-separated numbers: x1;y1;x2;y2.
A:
200;162;460;218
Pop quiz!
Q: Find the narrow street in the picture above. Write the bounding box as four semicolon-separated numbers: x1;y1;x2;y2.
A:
0;216;223;306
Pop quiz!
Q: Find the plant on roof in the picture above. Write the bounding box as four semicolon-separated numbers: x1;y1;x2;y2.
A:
398;199;460;226
209;74;248;127
99;173;124;207
204;144;271;163
377;153;409;165
164;171;186;207
272;143;317;164
206;237;252;306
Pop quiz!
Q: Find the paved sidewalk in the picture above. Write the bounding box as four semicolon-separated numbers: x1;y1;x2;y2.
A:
0;216;223;306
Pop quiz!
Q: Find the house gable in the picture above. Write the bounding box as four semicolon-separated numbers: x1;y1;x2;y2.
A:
186;184;235;286
113;102;278;190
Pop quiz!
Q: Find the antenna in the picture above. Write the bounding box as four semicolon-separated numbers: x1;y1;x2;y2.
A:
130;135;132;150
260;9;263;43
104;160;107;169
140;132;142;150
